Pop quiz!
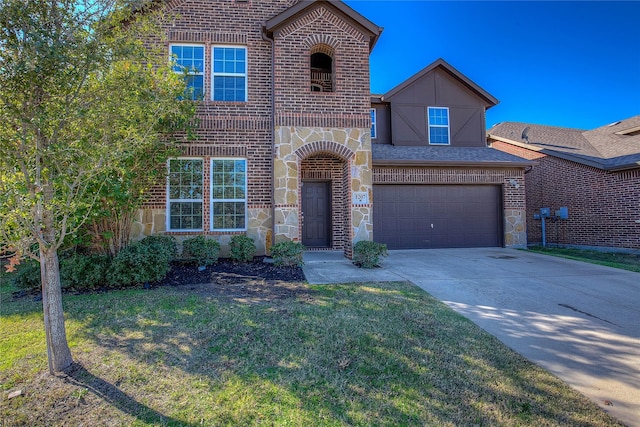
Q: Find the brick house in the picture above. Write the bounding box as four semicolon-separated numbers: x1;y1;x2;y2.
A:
489;116;640;251
133;0;530;255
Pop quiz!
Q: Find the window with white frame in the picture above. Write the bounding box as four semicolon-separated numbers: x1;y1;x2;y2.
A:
170;45;204;100
370;108;377;139
428;107;450;145
167;159;204;231
212;46;247;102
211;159;247;231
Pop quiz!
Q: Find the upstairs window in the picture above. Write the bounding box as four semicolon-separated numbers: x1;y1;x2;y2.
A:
167;159;204;231
428;107;450;145
170;45;205;100
370;108;377;139
310;45;334;92
212;46;247;102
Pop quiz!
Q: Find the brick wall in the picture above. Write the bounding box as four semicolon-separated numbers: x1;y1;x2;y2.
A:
272;3;372;129
141;0;299;235
492;140;640;250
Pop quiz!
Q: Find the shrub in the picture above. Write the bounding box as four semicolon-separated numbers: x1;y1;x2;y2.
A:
139;235;178;261
229;235;256;263
182;236;220;266
353;240;388;269
107;241;172;287
271;241;305;267
9;260;41;292
61;254;110;291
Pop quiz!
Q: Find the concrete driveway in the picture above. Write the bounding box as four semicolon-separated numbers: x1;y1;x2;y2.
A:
302;248;640;426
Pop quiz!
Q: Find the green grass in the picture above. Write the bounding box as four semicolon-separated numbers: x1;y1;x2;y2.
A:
0;281;623;426
527;246;640;272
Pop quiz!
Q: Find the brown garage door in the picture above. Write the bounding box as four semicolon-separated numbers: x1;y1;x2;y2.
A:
373;185;502;249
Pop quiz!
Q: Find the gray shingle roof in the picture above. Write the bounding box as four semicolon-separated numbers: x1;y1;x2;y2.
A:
372;144;532;166
488;115;640;170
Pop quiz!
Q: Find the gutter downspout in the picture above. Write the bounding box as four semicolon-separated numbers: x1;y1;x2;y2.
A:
261;24;276;253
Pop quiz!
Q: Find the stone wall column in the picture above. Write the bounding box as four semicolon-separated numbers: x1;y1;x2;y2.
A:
274;126;301;243
504;209;527;248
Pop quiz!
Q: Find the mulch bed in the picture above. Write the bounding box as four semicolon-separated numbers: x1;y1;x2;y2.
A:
155;257;311;301
8;257;307;302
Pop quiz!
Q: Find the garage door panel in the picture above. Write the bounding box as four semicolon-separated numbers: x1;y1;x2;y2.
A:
374;184;501;249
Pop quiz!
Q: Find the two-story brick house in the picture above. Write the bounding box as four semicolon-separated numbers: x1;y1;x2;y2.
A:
133;0;530;255
135;0;380;257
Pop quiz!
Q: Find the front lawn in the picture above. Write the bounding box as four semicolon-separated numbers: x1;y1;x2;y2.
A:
0;280;622;426
528;246;640;273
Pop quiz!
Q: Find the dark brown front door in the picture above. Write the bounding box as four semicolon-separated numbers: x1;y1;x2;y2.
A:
302;181;331;247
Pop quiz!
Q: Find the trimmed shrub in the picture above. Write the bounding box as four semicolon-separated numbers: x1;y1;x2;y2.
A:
353;241;388;269
271;241;305;267
139;235;178;261
182;236;220;266
9;260;41;292
107;241;172;287
61;254;110;291
229;235;256;263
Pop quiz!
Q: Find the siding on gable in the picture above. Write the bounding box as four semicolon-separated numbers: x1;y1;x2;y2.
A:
388;69;487;147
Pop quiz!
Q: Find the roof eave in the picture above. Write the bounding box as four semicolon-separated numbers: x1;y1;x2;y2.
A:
383;58;499;108
488;134;616;170
372;158;534;168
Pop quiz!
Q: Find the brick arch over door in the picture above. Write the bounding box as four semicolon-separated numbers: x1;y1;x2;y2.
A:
294;140;355;162
298;148;352;251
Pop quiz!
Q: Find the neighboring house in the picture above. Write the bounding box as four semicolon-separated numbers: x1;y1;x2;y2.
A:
489;116;640;251
370;59;531;249
132;0;531;256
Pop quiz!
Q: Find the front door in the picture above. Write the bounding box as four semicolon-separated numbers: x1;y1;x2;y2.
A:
302;181;331;247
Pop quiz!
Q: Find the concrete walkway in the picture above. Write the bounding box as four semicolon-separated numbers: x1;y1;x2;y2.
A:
303;248;640;426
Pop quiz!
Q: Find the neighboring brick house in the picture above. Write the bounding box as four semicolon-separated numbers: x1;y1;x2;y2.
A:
132;0;531;255
370;59;531;249
489;116;640;251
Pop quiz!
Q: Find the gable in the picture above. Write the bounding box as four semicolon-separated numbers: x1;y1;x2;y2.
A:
265;0;381;50
386;65;491;147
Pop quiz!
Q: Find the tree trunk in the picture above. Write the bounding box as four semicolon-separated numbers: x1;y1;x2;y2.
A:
40;246;73;374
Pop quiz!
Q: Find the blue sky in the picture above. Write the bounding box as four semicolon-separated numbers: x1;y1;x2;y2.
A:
344;1;640;130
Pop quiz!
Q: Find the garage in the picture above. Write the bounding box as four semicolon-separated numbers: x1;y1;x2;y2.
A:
373;184;502;249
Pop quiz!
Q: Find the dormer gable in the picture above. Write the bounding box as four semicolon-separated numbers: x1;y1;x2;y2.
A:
381;59;499;147
264;0;382;51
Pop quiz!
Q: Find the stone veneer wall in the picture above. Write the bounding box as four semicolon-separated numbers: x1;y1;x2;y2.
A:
274;126;372;255
372;166;527;248
131;207;272;257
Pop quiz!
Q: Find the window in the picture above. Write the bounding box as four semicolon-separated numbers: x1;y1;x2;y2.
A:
167;159;204;231
370;108;377;139
428;107;450;145
170;45;204;100
211;159;247;231
212;46;247;102
310;45;333;92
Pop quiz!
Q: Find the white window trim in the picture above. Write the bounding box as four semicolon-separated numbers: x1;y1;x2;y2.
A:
166;157;204;232
170;43;205;100
427;106;451;145
210;158;248;232
370;108;377;139
211;45;248;102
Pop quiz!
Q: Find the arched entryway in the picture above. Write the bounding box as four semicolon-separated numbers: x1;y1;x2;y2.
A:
300;153;349;250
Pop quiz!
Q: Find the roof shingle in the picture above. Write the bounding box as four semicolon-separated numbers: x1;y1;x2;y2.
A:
488;115;640;170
